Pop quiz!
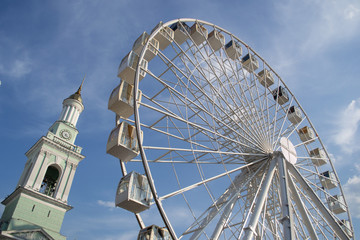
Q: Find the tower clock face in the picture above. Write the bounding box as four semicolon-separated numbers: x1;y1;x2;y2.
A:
60;129;72;140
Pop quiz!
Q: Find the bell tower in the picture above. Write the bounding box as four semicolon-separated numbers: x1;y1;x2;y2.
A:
0;81;85;240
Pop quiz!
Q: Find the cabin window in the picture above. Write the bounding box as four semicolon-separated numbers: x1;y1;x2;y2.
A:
40;165;60;197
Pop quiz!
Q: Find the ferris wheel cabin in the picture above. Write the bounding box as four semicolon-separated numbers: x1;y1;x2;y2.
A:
208;30;225;52
132;32;159;62
327;194;347;214
115;171;151;213
225;40;242;60
241;53;259;72
320;171;338;189
339;220;353;238
138;225;171;240
106;121;143;162
118;51;148;84
170;22;191;45
108;81;142;119
272;86;289;105
287;106;302;124
309;148;328;166
190;23;208;46
151;22;174;51
257;69;275;87
298;126;316;144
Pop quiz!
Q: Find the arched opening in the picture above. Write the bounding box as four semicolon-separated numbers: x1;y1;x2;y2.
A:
40;165;60;197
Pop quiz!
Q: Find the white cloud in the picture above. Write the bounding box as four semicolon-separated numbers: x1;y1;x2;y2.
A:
343;174;360;218
344;4;360;20
0;58;32;78
268;0;360;78
97;199;115;208
331;98;360;154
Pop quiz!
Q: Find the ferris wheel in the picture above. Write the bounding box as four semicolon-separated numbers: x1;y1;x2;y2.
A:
106;19;354;239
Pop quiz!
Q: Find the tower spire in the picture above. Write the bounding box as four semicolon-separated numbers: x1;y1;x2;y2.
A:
76;74;86;95
57;76;85;127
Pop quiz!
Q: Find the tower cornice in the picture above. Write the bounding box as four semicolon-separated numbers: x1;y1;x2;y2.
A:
25;136;85;161
1;187;73;211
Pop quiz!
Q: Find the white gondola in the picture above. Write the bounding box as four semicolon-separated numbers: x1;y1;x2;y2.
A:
118;51;148;84
241;53;259;72
151;22;174;51
309;148;328;166
327;195;346;214
115;171;151;214
138;225;171;240
170;22;190;45
298;126;316;143
106;121;143;162
272;86;289;105
108;81;142;119
190;23;208;46
132;32;159;62
287;106;302;124
257;69;275;87
225;40;242;60
320;171;338;189
338;220;353;238
208;30;225;52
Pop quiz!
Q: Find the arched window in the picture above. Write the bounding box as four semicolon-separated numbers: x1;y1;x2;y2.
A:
40;165;60;197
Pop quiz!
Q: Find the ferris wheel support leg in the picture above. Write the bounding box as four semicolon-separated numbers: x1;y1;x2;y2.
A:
277;153;295;240
210;196;237;240
287;162;350;240
243;159;277;240
287;171;317;240
188;170;250;240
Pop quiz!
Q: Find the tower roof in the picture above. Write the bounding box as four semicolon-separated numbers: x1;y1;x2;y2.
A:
67;76;85;104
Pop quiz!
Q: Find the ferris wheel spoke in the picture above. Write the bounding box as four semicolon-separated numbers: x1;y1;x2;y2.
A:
159;158;265;201
177;45;266;147
272;98;294;147
148;55;265;150
140;98;265;154
204;51;268;144
235;69;269;144
127;118;216;151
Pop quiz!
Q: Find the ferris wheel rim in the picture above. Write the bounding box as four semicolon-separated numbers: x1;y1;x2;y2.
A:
121;18;355;239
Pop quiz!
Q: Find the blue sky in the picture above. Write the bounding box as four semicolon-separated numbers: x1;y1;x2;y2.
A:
1;0;360;239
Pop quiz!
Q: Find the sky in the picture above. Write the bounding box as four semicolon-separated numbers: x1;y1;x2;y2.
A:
0;0;360;239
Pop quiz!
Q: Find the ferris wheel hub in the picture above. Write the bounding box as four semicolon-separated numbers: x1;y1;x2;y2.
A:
280;137;297;164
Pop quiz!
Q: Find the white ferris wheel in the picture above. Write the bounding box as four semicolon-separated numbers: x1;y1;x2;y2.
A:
106;19;354;240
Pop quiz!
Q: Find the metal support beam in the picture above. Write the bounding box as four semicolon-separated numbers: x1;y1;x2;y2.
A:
287;162;349;240
243;159;277;240
277;153;295;239
210;196;237;240
287;171;317;240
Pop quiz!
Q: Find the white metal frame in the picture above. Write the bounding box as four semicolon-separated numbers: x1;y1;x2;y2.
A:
109;18;354;240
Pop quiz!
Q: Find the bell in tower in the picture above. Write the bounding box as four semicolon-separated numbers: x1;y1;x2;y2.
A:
0;79;86;240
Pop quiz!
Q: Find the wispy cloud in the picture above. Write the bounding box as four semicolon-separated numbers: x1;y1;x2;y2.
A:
343;165;360;218
266;0;360;82
331;98;360;154
0;57;32;78
344;4;360;20
97;199;115;209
